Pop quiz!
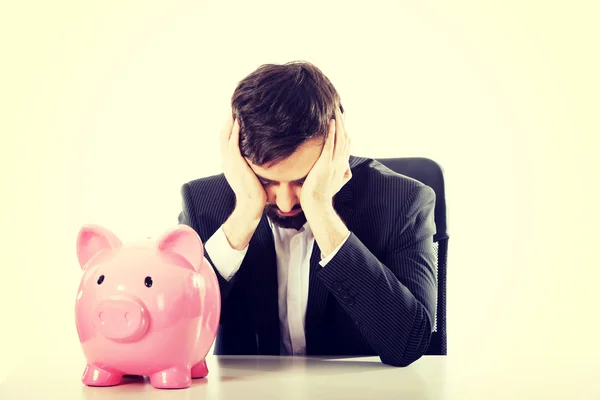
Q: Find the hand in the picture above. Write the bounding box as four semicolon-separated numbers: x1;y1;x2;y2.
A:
300;108;352;212
220;114;267;218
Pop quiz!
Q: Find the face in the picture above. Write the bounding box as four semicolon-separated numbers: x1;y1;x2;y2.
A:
246;138;323;230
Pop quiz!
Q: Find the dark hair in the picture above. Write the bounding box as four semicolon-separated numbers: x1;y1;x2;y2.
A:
231;61;343;167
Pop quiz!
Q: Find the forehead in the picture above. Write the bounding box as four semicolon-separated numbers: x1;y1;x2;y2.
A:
247;139;323;182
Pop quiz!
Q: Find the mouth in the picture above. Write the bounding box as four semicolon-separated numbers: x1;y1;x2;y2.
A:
276;208;302;217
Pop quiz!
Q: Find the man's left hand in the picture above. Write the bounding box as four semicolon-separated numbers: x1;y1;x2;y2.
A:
300;108;352;212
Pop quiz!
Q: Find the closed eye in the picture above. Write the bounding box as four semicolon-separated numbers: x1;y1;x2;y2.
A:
260;180;304;186
256;174;306;186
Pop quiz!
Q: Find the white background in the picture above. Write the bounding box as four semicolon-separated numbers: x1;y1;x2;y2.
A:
1;0;598;393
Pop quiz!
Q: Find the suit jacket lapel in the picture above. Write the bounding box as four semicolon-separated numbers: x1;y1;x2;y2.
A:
246;214;281;355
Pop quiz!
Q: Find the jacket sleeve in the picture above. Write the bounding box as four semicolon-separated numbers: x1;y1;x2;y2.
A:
315;184;438;367
178;182;243;301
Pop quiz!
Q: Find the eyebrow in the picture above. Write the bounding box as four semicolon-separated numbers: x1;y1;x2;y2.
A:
256;174;308;184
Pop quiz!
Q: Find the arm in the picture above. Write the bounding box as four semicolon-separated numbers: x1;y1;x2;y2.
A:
314;185;438;367
178;115;266;300
178;183;260;300
202;201;262;281
203;225;247;281
177;188;234;300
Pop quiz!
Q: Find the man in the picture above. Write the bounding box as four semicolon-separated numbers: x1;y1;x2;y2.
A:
178;61;437;367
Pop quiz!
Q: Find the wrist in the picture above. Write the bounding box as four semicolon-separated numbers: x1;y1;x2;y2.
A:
302;198;334;215
223;205;262;250
305;207;349;258
234;199;264;221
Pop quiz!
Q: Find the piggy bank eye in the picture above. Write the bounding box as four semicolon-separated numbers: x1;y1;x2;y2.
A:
97;275;105;285
144;276;153;288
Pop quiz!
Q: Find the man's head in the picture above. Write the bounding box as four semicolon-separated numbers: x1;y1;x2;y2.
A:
231;61;344;230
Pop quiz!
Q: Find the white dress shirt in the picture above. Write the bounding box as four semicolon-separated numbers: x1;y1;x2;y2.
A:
204;217;350;356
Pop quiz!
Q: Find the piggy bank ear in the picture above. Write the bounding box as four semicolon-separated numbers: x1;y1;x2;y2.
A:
156;224;204;272
76;224;122;270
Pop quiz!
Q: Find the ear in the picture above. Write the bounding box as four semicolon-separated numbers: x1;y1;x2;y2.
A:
76;224;122;270
156;224;204;272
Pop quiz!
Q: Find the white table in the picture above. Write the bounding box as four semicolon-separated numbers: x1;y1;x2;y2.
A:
1;351;598;399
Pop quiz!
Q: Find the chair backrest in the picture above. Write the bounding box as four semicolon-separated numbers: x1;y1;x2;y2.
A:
375;157;448;356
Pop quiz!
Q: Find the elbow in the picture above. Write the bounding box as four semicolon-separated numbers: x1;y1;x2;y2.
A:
379;312;432;367
380;352;424;368
380;357;410;367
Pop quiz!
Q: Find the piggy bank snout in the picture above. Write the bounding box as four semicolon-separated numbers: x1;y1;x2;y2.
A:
92;296;149;342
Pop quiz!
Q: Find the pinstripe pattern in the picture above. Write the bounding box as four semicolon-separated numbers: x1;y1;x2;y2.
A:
377;157;448;356
178;155;439;366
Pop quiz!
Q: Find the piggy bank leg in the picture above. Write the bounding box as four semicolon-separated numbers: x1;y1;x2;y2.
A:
191;359;208;379
82;364;123;386
149;367;191;389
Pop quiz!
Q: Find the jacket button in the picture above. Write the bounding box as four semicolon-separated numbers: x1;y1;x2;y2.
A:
333;282;342;291
340;290;349;299
347;297;355;305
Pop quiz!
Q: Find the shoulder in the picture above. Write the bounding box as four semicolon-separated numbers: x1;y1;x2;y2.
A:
348;156;435;212
179;173;235;235
181;173;232;201
342;157;437;253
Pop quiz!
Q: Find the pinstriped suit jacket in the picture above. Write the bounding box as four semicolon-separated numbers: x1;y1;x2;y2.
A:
178;155;437;367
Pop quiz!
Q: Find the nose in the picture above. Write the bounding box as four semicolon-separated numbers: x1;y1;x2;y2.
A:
273;184;298;213
92;295;149;342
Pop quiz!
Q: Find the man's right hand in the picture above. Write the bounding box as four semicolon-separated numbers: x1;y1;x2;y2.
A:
220;115;266;250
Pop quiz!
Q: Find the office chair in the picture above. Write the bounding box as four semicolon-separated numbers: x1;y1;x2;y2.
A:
376;157;448;356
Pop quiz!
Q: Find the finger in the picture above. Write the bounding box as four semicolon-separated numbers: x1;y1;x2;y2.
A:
340;109;349;148
346;135;351;157
229;118;242;156
342;136;351;175
333;109;346;159
220;114;234;153
323;118;336;158
340;108;349;139
341;109;350;157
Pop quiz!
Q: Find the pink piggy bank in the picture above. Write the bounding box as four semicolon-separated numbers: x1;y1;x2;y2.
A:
74;224;221;389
